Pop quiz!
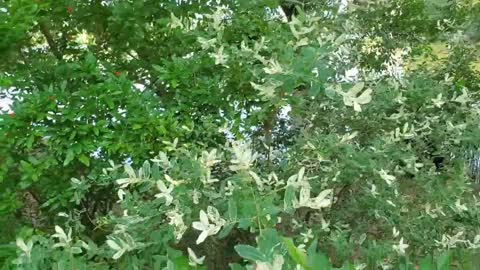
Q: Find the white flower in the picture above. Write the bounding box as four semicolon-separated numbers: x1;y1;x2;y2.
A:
392;227;399;238
435;232;465;249
205;6;227;30
289;15;315;39
209;46;228;66
116;165;142;188
370;184;379;197
340;131;358;143
225;181;235;196
287;167;308;188
425;203;446;218
192;207;224;244
164;174;185;186
197;37;217;50
166;208;187;240
155;180;174;206
150;151;170;169
168;13;184;29
201;168;219;185
341;82;373;112
392;237;409;255
75;29;95;46
467;234;480;249
16;238;33;258
301;229;314;243
293;37;310;50
52;226;72;248
378;169;396;186
117;189;126;202
386;200;396;207
106;235;135;260
192;189;201;205
266;172;284;187
201;149;221;168
248;170;264;190
452;88;471;105
187;248;205;266
250;80;282;99
431;93;445;108
294;186;333;210
240;40;252;52
320;217;330;232
355;263;367;270
264;59;285;74
229;142;258;171
454;199;468;212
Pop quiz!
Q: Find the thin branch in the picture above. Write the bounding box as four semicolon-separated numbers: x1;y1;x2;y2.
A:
39;20;62;60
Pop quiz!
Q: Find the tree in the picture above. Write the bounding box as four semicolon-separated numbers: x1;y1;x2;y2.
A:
1;0;480;268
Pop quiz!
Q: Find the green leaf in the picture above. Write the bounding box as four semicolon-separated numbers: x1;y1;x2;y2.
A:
228;197;237;221
257;229;282;256
436;251;451;270
307;251;331;270
143;160;151;179
419;256;433;270
218;223;235;239
229;263;247;270
238;218;252;229
234;245;267;262
284;186;296;213
339;261;355;270
152;163;160;180
78;154;90;166
64;150;75;166
309;81;323;97
282;237;309;269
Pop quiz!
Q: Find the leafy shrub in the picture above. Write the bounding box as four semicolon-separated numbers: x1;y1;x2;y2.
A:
1;0;480;269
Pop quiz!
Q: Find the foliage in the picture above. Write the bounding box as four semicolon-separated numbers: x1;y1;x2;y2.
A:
1;0;480;269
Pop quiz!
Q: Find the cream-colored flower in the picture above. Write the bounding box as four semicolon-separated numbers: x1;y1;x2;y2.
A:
201;149;221;168
392;237;409;255
154;180;174;206
263;59;285;74
116;165;142;188
188;247;205;266
106;234;135;260
168;13;183;29
341;82;372;112
378;169;396;186
294;186;333;210
75;29;95;46
197;37;216;50
432;93;445;108
250;80;282;99
52;226;72;248
201;168;219;185
192;207;224;244
209;46;228;66
16;238;33;258
166;208;187;240
229;142;258;171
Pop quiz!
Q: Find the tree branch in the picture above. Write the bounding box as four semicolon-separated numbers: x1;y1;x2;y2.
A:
39;20;62;60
